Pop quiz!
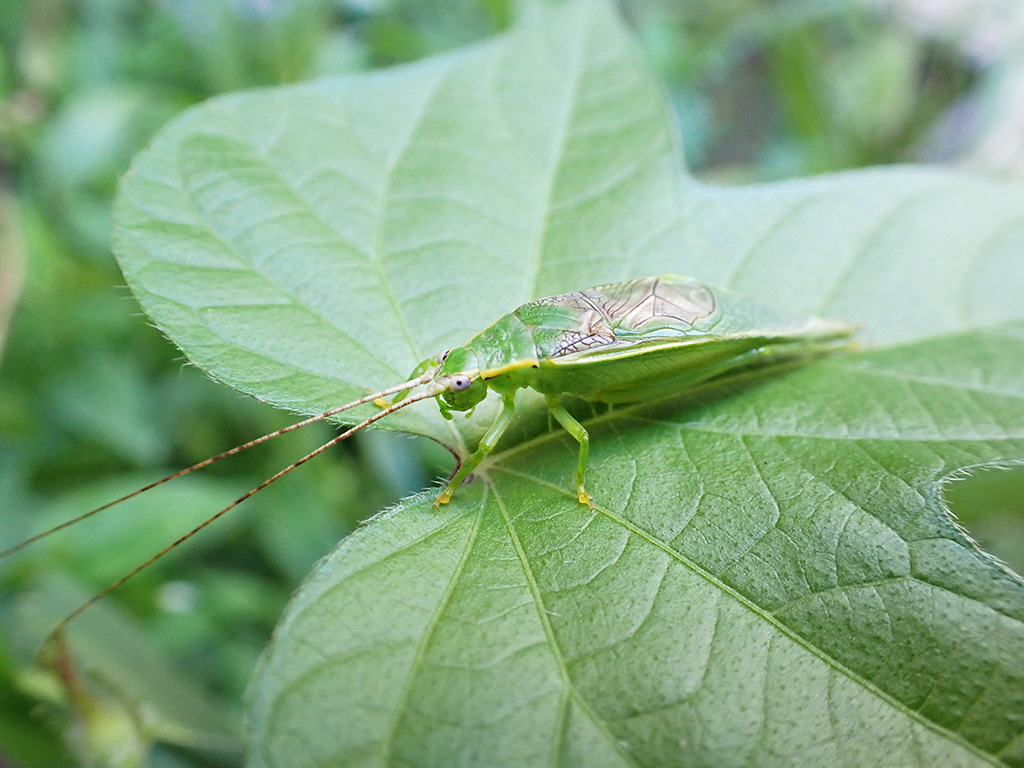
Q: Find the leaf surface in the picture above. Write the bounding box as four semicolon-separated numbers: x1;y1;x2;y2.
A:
112;1;1024;765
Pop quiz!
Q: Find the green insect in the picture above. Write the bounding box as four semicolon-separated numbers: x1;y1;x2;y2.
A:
3;275;851;636
388;274;851;506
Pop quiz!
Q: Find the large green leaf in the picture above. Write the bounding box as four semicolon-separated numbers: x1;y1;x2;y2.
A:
111;0;1024;765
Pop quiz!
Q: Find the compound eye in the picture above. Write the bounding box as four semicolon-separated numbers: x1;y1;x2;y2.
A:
450;374;472;392
438;349;451;363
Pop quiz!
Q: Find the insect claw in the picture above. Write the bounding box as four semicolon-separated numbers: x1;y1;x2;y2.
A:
577;489;593;507
435;488;452;507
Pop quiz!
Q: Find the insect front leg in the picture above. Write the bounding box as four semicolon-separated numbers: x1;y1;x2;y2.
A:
375;357;441;408
435;392;517;506
545;395;592;507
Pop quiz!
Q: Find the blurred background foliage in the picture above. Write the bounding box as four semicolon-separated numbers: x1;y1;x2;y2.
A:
0;0;1022;765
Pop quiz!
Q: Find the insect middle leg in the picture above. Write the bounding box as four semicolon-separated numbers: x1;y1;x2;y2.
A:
436;392;517;506
545;395;592;506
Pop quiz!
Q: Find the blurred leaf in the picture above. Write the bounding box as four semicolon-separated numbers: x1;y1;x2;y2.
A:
253;456;360;582
825;29;920;145
0;630;72;768
8;575;242;760
163;0;334;90
36;86;183;257
46;349;174;465
945;463;1024;574
0;190;26;365
4;474;250;587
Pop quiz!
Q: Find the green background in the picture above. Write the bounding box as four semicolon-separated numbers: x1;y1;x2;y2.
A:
1;1;1022;766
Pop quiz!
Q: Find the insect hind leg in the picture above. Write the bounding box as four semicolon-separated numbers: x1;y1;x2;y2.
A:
545;396;592;507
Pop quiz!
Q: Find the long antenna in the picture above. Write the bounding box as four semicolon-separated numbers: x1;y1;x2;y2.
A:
40;388;440;654
1;374;433;559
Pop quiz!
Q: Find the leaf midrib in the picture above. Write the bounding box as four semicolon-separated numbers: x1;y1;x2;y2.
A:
489;478;645;768
375;506;482;768
521;3;589;301
490;466;1006;766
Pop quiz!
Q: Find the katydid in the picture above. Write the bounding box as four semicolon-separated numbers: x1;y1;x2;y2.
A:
3;275;852;636
403;274;852;505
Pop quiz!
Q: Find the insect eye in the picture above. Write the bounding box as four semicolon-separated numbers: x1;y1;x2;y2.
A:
450;375;472;392
439;349;450;363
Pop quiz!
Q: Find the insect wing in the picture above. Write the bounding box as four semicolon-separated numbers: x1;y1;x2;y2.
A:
580;276;719;336
513;293;616;359
530;275;853;402
511;276;717;361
